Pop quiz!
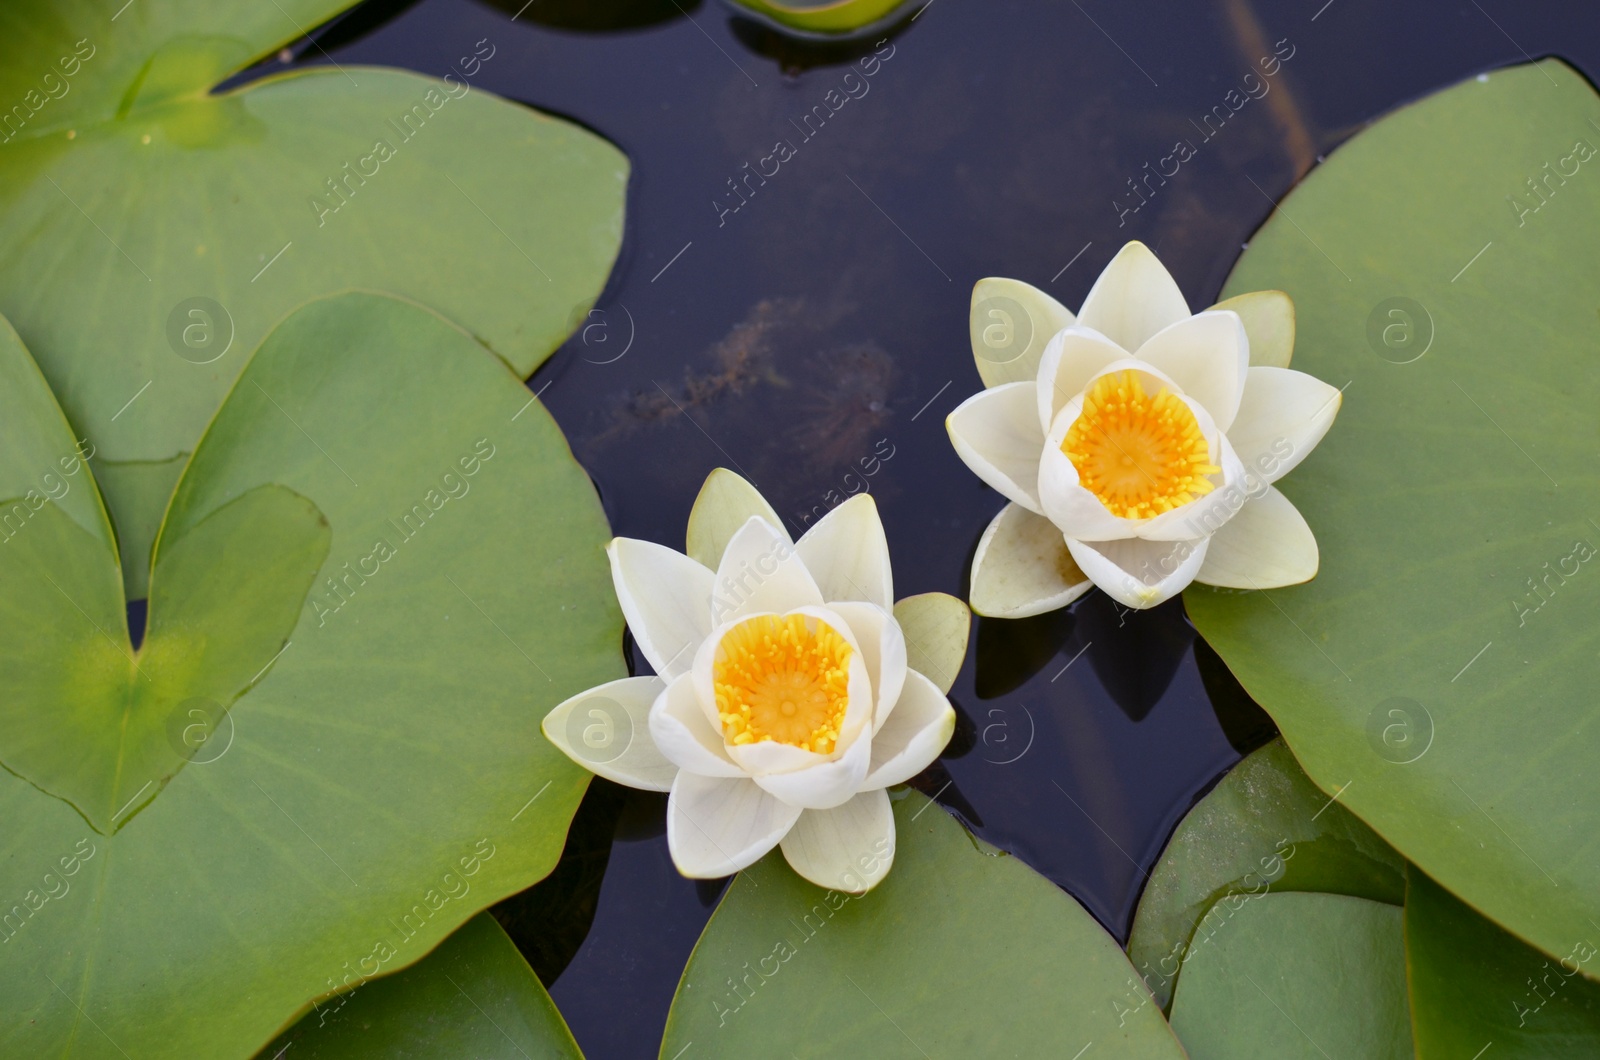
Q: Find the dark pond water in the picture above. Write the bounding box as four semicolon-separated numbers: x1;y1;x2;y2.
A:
289;1;1600;1055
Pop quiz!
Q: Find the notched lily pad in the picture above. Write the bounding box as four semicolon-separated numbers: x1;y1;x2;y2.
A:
0;292;621;1060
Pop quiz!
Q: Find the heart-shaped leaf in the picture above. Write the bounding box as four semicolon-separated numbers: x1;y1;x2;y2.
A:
1187;57;1600;971
1129;739;1405;1010
660;791;1186;1057
0;292;621;1059
258;913;583;1058
1168;892;1413;1059
0;6;626;595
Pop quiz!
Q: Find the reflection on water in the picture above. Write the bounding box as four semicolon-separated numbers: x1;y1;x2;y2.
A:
312;0;1600;1053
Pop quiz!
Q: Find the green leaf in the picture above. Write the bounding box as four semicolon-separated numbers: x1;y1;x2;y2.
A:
1169;893;1413;1059
1187;58;1600;970
725;0;913;34
659;791;1185;1058
0;47;626;596
1406;867;1600;1058
0;292;621;1059
1129;739;1405;1010
0;1;356;134
257;912;583;1059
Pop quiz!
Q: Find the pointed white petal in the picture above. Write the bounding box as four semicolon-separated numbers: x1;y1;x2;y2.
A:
946;381;1045;513
1210;290;1294;368
754;727;872;810
780;790;895;893
607;538;713;680
1076;241;1190;352
686;468;790;570
796;494;892;608
711;517;822;624
861;668;955;790
1226;367;1342;484
1035;326;1127;434
1134;310;1249;430
824;600;908;733
542;677;677;792
1066;535;1209;610
891;592;970;695
970;277;1077;388
1195;486;1320;589
667;773;801;878
969;503;1093;619
649;673;744;779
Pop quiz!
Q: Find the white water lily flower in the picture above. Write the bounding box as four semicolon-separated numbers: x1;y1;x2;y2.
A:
947;241;1342;614
542;470;969;893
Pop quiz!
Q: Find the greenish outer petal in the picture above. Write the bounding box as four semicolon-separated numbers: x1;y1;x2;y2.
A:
0;65;627;583
1186;58;1600;972
725;0;914;34
659;791;1185;1058
686;467;788;570
1169;892;1413;1059
1406;867;1600;1059
891;592;970;695
0;1;359;135
256;912;583;1059
1129;738;1405;1011
0;292;621;1059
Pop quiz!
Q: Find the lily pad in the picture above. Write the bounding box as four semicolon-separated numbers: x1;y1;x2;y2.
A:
725;0;913;34
1406;867;1600;1059
1186;58;1600;970
1168;892;1413;1059
0;5;627;595
1129;738;1405;1010
659;790;1185;1058
258;912;583;1059
0;292;621;1058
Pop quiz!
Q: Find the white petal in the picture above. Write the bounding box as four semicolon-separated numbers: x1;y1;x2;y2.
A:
649;673;744;779
1035;326;1127;434
542;677;677;792
1195;486;1320;589
861;668;955;790
1076;241;1190;352
668;773;801;878
1134;310;1249;430
607;538;713;681
1210;290;1294;368
795;494;892;608
780;790;896;893
711;517;822;624
891;593;970;695
754;727;872;810
946;381;1045;514
970;277;1076;389
1066;535;1210;610
823;600;908;734
969;503;1093;619
686;468;790;570
1226;367;1342;484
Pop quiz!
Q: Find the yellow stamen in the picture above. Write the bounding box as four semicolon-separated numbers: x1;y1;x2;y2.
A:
1062;369;1220;519
713;614;853;754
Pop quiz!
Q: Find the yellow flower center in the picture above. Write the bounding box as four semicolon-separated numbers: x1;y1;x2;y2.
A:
713;614;854;754
1062;369;1220;519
